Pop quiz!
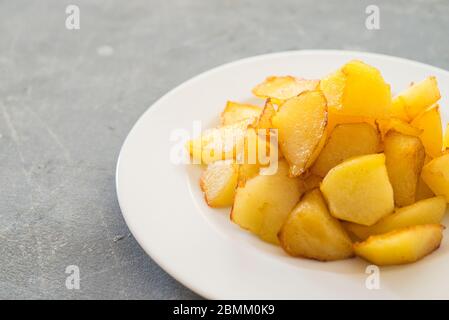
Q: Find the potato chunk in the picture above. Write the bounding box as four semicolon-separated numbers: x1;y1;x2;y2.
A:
422;154;449;202
187;119;252;164
279;189;353;261
272;91;327;176
200;160;239;207
384;131;425;207
252;76;319;105
220;101;261;125
411;105;444;158
353;224;444;266
231;160;303;244
344;196;447;240
397;77;441;120
320;154;394;226
320;60;391;119
312;123;381;177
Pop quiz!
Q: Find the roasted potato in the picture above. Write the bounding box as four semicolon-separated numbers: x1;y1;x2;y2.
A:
311;123;381;177
188;119;252;164
384;131;425;207
421;154;449;202
396;77;441;120
320;60;391;119
272;91;327;176
353;224;444;266
252;76;319;105
411;105;444;158
200;160;239;207
344;196;447;240
193;59;447;267
221;101;262;125
231;160;303;245
320;154;394;226
279;189;354;261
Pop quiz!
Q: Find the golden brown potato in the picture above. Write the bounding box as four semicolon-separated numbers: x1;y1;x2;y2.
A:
231;160;303;244
311;123;381;177
320;154;394;226
272;91;327;176
396;77;441;120
411;105;444;158
187;119;253;164
421;154;449;202
200;160;239;207
220;101;261;125
353;224;444;266
278;189;354;261
252;76;319;105
344;196;447;240
320;60;391;119
384;131;425;207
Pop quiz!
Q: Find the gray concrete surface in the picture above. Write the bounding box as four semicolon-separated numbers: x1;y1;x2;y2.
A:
0;0;448;299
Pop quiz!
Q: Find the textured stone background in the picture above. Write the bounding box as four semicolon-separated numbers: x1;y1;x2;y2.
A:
0;0;448;299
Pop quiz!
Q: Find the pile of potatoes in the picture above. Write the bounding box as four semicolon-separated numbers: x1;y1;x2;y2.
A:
188;60;449;266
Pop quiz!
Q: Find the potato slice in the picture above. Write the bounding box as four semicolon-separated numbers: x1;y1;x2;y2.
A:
187;119;253;164
376;118;422;140
320;60;391;119
231;160;303;244
384;131;425;207
327;112;376;134
272;91;327;176
279;189;354;261
411;105;444;158
344;196;447;240
389;96;410;122
397;77;441;120
252;76;319;105
200;160;239;207
422;154;449;202
353;224;444;266
311;123;381;177
320;154;394;226
220;101;261;125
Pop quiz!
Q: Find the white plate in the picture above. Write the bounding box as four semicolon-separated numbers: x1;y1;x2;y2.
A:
116;50;449;299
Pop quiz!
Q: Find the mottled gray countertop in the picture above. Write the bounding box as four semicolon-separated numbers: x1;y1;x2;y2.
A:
1;0;448;299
